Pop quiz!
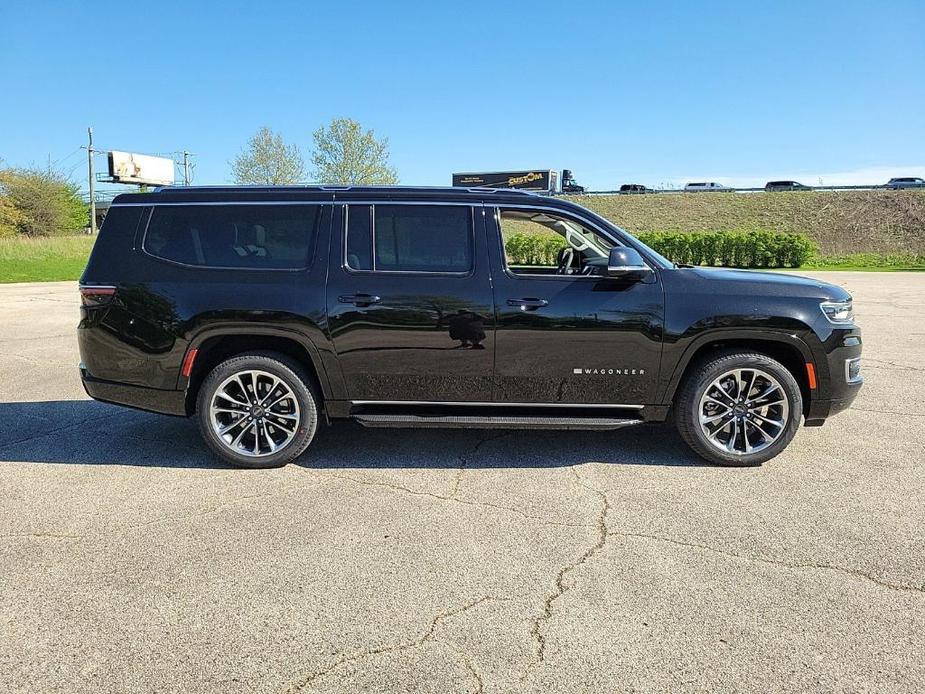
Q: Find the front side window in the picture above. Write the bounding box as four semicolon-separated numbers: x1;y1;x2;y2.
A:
498;208;615;276
144;204;320;269
345;204;472;273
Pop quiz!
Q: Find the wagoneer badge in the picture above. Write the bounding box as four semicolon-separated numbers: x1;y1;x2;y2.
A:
573;367;645;375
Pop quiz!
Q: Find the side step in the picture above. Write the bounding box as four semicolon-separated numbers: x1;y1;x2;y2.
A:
352;414;644;430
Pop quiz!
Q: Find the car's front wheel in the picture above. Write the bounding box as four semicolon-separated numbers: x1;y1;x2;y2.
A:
675;352;803;466
196;352;319;468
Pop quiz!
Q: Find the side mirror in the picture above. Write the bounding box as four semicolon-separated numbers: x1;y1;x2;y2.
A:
607;247;651;279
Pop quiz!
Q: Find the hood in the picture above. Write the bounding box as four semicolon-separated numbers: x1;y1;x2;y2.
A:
682;267;851;301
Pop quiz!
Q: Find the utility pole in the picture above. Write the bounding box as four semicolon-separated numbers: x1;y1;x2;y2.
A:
182;150;191;185
87;127;97;234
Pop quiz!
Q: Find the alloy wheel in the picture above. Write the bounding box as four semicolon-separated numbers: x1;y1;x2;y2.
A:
698;368;790;456
209;369;301;458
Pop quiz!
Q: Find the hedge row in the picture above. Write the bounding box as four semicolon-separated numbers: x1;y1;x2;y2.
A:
504;230;817;268
635;230;816;268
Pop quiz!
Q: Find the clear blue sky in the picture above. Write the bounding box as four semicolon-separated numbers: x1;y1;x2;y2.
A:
1;0;923;192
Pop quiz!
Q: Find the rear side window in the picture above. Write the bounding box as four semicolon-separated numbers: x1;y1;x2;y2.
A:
345;204;472;273
143;204;321;269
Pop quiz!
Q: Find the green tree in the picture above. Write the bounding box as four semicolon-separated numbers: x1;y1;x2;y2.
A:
231;127;305;184
310;118;398;185
0;167;87;236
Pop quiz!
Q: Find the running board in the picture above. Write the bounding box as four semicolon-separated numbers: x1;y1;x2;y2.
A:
352;414;644;430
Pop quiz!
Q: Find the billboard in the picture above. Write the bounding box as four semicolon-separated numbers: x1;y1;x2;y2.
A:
452;170;558;192
108;151;176;186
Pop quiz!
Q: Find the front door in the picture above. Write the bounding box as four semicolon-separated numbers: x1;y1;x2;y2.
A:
487;205;664;405
326;202;495;402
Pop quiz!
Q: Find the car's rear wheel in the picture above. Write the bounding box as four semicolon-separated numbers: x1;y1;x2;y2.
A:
196;352;318;468
676;352;802;466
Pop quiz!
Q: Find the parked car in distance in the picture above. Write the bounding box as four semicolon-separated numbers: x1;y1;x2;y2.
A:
78;185;862;469
683;182;729;192
886;177;925;189
765;180;810;192
619;184;650;194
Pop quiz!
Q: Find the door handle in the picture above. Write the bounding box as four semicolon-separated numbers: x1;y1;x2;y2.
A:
339;294;381;306
507;298;549;311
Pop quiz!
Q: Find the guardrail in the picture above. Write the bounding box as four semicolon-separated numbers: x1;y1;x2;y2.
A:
559;184;912;196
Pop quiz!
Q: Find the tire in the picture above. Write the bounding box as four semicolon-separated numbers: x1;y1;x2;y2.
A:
196;351;319;468
675;351;802;467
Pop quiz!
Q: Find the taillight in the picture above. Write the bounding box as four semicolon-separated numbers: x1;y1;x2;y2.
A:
79;285;116;307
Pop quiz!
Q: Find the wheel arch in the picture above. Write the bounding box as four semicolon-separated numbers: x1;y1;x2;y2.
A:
662;330;816;416
180;327;331;416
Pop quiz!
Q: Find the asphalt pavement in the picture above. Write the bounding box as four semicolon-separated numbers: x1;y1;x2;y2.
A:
0;273;922;693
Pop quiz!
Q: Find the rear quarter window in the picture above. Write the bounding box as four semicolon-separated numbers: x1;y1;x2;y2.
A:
143;204;321;269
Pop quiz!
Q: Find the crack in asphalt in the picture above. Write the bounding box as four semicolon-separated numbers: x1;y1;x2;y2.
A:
283;596;503;692
318;471;594;529
3;484;323;542
523;466;610;676
0;532;81;541
864;358;925;373
850;406;925;418
0;410;123;450
609;531;925;594
450;432;512;500
460;654;484;694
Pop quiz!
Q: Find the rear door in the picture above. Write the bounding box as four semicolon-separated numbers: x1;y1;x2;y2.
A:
325;201;495;402
487;205;664;405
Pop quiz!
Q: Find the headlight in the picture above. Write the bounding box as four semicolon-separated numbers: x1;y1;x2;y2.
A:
820;299;854;324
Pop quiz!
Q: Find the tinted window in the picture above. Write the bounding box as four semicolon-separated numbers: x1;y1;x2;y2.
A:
345;205;373;270
144;204;320;268
346;204;472;273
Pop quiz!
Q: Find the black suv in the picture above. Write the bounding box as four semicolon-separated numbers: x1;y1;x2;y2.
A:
765;180;810;192
78;186;862;468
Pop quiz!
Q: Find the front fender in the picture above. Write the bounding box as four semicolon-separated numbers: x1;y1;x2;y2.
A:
657;327;820;404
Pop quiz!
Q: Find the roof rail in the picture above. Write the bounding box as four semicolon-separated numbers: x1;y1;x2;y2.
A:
147;184;544;196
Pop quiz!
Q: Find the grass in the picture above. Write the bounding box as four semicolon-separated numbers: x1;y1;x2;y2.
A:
801;253;925;271
0;234;94;283
570;189;925;257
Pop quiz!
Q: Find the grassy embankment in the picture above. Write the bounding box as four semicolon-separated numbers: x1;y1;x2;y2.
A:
573;189;925;270
0;235;95;283
0;189;922;282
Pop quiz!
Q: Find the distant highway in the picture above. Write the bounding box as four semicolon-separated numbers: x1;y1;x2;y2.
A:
561;184;915;196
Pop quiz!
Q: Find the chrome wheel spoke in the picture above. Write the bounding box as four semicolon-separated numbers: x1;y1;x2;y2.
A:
237;373;256;404
268;411;297;420
725;418;739;452
749;418;778;441
260;376;280;404
748;383;782;406
751;411;784;427
704;395;732;410
263;422;278;453
216;391;249;407
264;391;292;411
217;417;246;436
701;411;732;426
230;422;250;449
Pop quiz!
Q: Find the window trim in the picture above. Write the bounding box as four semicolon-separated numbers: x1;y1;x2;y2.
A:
494;205;635;282
139;202;325;272
342;202;476;277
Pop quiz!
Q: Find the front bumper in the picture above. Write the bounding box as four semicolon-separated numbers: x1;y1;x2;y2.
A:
81;367;187;417
804;330;863;426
